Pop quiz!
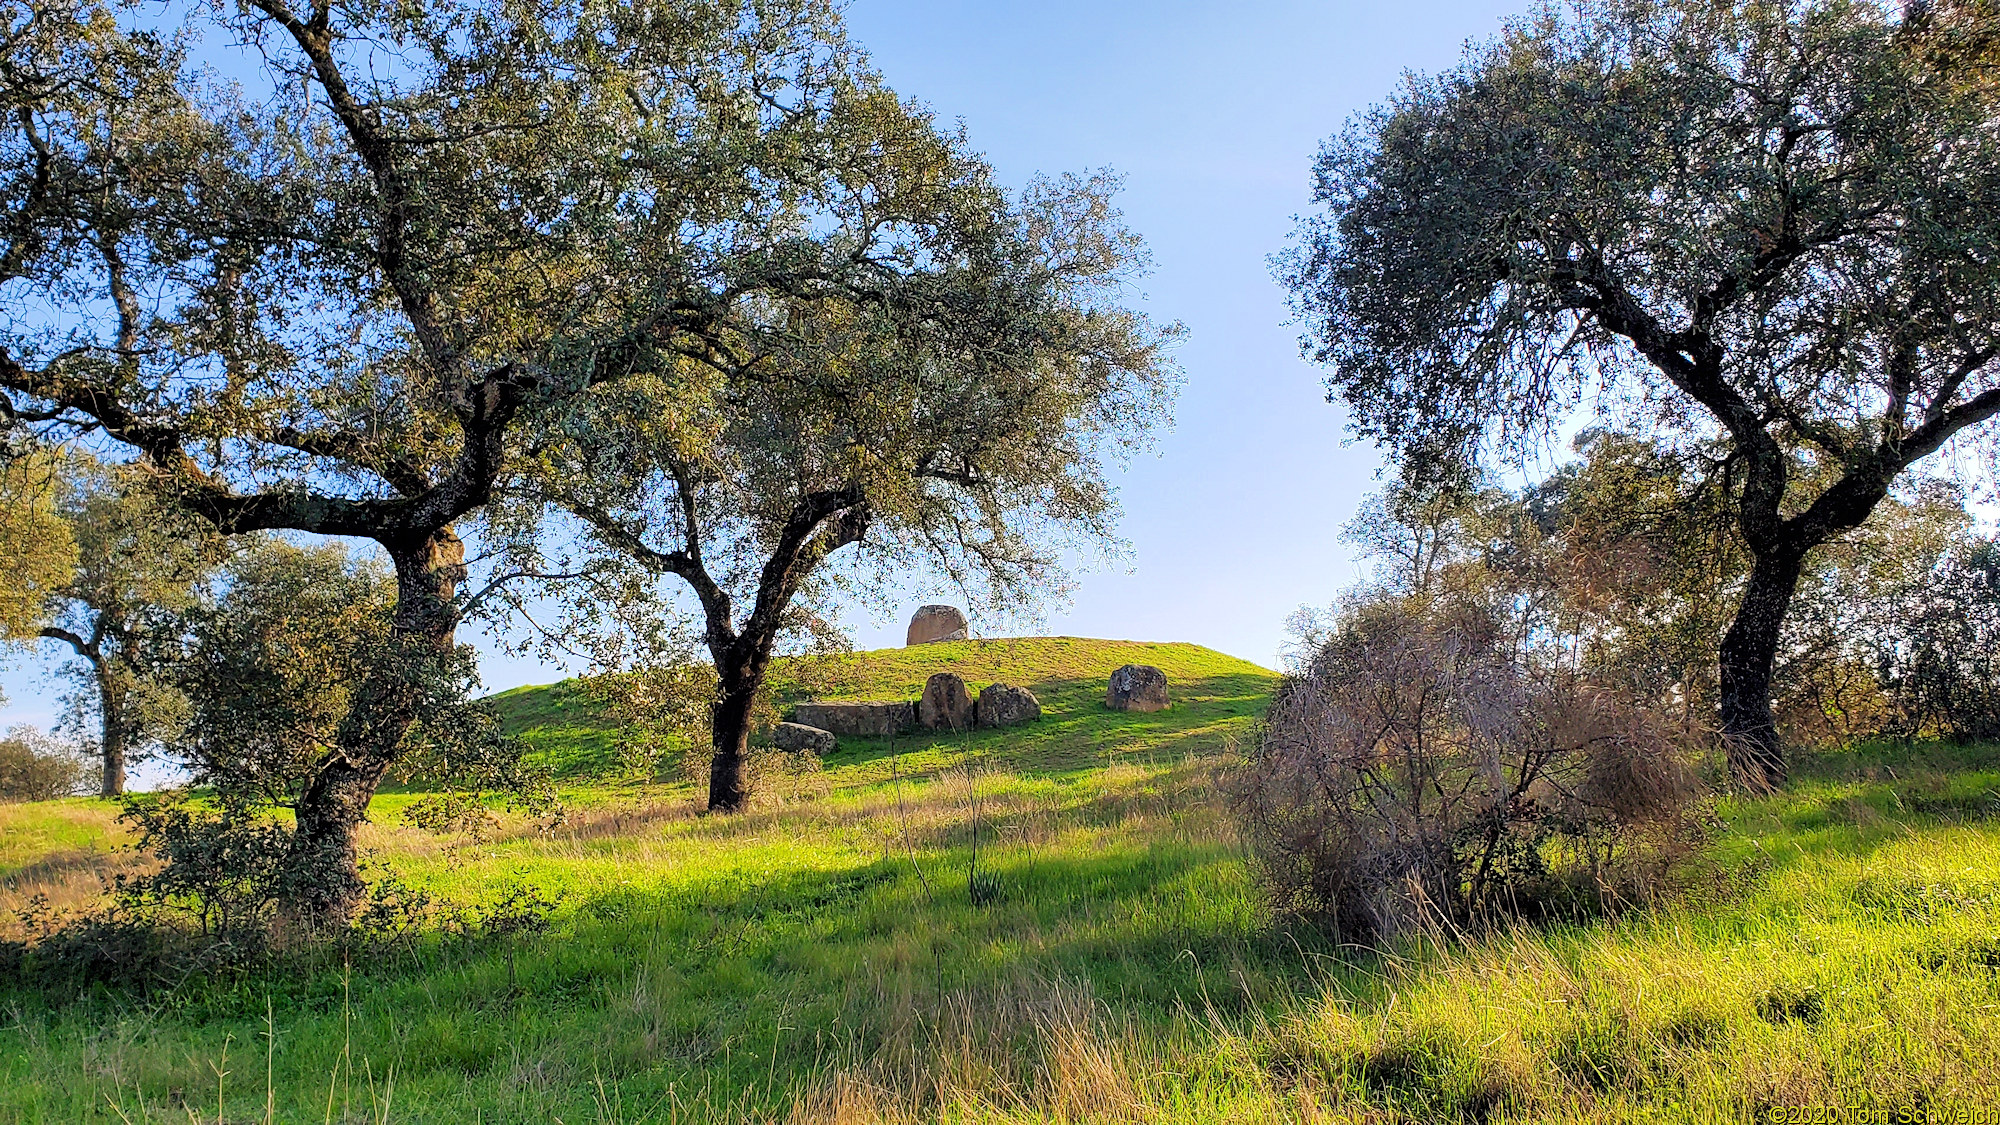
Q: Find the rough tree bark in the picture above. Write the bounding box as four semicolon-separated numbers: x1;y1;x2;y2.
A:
704;495;868;813
38;622;130;796
1716;548;1808;790
289;528;467;922
576;486;870;814
706;662;763;813
95;668;126;797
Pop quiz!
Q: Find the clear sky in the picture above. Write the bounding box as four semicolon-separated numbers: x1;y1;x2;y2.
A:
818;0;1526;661
0;0;1527;737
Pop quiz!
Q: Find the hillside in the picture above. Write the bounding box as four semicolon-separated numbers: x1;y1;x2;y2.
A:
488;637;1278;781
2;641;1999;1122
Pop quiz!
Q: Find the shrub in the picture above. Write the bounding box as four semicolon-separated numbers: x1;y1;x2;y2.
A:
2;797;485;995
1775;533;2000;747
1236;594;1703;944
1;795;311;992
0;725;96;802
1884;539;2000;742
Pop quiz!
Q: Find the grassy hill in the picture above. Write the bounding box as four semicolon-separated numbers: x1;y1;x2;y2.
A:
487;637;1276;781
2;639;1998;1122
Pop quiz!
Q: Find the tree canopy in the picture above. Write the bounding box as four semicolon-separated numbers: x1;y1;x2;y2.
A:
33;458;220;794
1;0;1175;914
1279;0;2000;786
0;448;72;643
514;170;1177;809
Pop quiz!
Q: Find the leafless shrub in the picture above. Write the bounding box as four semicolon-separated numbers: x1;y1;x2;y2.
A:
1236;594;1704;944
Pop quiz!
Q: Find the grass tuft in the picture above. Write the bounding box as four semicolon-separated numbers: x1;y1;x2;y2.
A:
2;639;1998;1121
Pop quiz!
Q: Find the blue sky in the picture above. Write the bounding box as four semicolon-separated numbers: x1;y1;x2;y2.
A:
1;0;1527;735
819;0;1526;660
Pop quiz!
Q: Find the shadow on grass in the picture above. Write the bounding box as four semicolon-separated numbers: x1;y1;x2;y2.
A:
0;847;128;890
818;670;1273;776
1727;744;2000;854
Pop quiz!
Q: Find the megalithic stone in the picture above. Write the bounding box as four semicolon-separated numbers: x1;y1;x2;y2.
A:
906;605;969;645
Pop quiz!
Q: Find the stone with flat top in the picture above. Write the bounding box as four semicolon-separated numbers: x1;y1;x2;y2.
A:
771;722;836;754
790;701;916;737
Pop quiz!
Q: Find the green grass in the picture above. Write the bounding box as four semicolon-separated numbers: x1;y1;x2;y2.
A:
490;637;1276;783
486;678;624;779
2;638;1998;1122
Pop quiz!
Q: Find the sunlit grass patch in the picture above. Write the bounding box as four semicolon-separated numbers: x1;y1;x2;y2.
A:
3;643;1999;1121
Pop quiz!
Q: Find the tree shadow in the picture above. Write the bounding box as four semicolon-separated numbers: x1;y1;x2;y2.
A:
817;670;1274;778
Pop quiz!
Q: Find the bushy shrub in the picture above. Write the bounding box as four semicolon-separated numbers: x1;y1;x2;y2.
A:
113;794;310;947
1776;532;2000;747
0;726;97;802
1883;539;2000;742
1;795;314;992
3;794;565;996
1237;594;1703;944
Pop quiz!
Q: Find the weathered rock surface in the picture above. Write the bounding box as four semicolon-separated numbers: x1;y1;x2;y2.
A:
975;683;1042;728
770;722;836;755
1106;664;1169;712
906;605;969;645
918;672;975;731
791;701;916;738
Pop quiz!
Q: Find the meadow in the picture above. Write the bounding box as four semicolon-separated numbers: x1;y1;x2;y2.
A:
2;637;1998;1123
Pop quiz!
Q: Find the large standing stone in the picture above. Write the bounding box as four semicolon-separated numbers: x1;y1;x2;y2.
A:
975;683;1042;728
1106;664;1169;712
770;722;837;755
791;701;917;738
906;605;969;645
918;672;975;731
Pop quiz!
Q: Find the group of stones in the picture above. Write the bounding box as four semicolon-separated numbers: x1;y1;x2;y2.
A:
769;605;1171;754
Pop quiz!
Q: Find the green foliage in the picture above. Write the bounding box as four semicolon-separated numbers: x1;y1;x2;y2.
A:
0;446;72;642
110;796;304;948
39;459;224;752
1280;0;2000;786
1281;0;2000;487
0;643;1998;1119
0;726;95;803
398;790;498;845
1339;439;1998;757
4;0;1172;886
1316;440;1737;718
1904;0;2000;99
1774;487;1995;744
507;153;1180;809
2;796;306;994
166;542;395;807
1884;538;2000;741
580;662;720;782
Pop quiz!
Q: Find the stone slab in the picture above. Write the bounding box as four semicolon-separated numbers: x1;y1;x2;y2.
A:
790;701;917;738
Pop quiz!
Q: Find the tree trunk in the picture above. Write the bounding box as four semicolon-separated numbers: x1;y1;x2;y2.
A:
97;671;126;797
289;526;466;926
707;665;763;813
1718;547;1807;791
